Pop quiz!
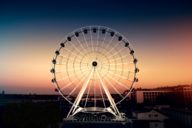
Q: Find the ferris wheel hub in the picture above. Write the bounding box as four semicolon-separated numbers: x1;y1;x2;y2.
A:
92;61;98;67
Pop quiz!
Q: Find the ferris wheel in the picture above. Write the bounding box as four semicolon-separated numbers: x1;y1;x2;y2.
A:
51;26;139;120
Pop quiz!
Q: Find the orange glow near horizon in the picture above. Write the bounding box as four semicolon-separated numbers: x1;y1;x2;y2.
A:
1;22;192;94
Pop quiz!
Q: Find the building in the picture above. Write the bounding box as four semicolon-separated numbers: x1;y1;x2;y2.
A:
0;94;59;106
174;85;192;106
132;110;168;128
131;85;192;105
160;108;192;128
132;89;171;104
133;110;168;121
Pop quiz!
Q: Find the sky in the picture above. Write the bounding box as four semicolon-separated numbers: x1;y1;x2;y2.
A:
0;0;192;94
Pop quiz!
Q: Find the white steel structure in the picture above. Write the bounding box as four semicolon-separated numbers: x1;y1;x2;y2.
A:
51;26;139;121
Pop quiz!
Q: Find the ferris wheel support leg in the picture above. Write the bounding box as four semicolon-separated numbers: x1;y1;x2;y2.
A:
96;71;123;119
67;69;94;118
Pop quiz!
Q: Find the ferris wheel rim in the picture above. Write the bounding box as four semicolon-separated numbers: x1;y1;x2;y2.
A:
51;25;139;107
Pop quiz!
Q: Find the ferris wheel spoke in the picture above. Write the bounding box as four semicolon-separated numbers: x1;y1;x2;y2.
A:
66;42;85;56
103;55;131;63
108;62;132;67
103;77;124;99
84;81;91;107
68;65;89;70
59;69;89;91
90;26;94;52
96;70;120;114
66;70;92;99
57;67;90;73
74;34;86;50
101;28;108;49
79;66;91;70
95;26;101;53
73;34;91;57
101;65;123;77
105;69;123;72
72;68;94;112
106;74;131;90
107;47;125;59
57;65;89;72
103;32;115;50
60;78;79;91
64;48;84;57
73;70;91;78
107;69;134;74
105;41;121;56
98;79;106;108
57;55;68;58
57;69;90;81
55;70;89;74
81;28;89;48
106;70;129;80
56;56;67;64
97;56;117;65
79;61;90;64
56;56;85;65
93;73;96;107
56;60;88;66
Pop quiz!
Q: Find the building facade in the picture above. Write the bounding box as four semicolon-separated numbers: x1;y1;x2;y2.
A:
132;85;192;105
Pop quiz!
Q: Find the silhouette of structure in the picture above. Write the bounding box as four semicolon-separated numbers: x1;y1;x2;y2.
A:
50;26;139;122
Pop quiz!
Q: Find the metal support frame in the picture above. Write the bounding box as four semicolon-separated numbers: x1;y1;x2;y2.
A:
66;68;124;120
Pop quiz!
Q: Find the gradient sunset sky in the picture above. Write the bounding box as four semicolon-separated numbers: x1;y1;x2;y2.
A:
0;0;192;94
